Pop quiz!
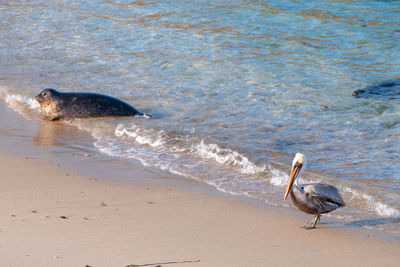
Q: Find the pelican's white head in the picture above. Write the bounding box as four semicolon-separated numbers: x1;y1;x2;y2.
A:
284;153;307;200
292;153;306;167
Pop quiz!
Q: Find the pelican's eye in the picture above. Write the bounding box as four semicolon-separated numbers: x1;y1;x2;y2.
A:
294;162;303;169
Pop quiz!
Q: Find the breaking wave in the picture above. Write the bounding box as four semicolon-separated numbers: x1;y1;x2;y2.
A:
191;140;266;174
344;187;400;218
269;168;289;187
112;122;267;175
0;87;41;115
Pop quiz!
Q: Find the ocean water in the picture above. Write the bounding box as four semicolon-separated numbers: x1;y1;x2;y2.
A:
1;1;399;234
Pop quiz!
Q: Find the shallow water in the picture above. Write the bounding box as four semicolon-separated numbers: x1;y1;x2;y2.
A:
1;0;399;234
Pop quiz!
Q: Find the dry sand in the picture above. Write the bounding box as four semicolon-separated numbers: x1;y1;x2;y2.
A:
0;152;399;267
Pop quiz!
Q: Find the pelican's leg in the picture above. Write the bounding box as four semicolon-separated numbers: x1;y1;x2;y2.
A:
304;215;321;230
311;214;321;228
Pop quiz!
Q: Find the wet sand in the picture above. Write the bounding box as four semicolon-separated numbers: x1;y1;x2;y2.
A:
1;151;400;267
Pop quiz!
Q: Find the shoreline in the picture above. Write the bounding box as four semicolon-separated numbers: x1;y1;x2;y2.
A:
1;153;400;266
2;90;400;238
1;100;400;266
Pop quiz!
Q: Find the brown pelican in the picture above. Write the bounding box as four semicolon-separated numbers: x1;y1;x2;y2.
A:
284;153;346;229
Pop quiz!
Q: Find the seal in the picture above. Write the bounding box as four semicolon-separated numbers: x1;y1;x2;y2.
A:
35;88;143;120
352;80;400;99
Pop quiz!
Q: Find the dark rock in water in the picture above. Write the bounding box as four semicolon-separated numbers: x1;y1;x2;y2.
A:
352;80;400;99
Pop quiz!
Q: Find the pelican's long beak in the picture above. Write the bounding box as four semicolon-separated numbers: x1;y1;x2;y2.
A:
284;162;303;200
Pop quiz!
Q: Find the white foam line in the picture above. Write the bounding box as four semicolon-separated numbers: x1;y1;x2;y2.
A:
112;124;268;176
191;139;266;174
2;90;41;112
344;187;400;217
115;124;165;147
269;167;289;187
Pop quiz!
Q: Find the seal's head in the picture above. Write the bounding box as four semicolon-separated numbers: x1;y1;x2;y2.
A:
35;88;63;120
351;89;364;97
35;88;59;104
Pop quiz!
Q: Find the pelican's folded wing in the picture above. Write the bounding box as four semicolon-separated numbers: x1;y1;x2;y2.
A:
305;183;346;207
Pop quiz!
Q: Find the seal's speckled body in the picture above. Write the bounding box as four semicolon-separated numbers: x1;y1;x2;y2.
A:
35;88;143;120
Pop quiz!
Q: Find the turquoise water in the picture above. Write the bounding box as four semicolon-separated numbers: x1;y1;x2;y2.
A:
1;1;399;234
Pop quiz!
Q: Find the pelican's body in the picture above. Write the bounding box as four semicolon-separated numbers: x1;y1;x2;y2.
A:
284;153;345;229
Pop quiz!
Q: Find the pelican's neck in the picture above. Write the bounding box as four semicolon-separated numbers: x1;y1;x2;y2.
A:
291;153;306;188
294;175;299;187
295;162;305;187
294;167;304;187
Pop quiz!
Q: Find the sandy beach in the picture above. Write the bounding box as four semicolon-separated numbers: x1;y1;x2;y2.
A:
0;150;399;267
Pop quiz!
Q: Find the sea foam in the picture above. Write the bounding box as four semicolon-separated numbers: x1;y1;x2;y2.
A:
0;87;41;113
344;187;400;218
269;167;289;187
191;139;266;174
